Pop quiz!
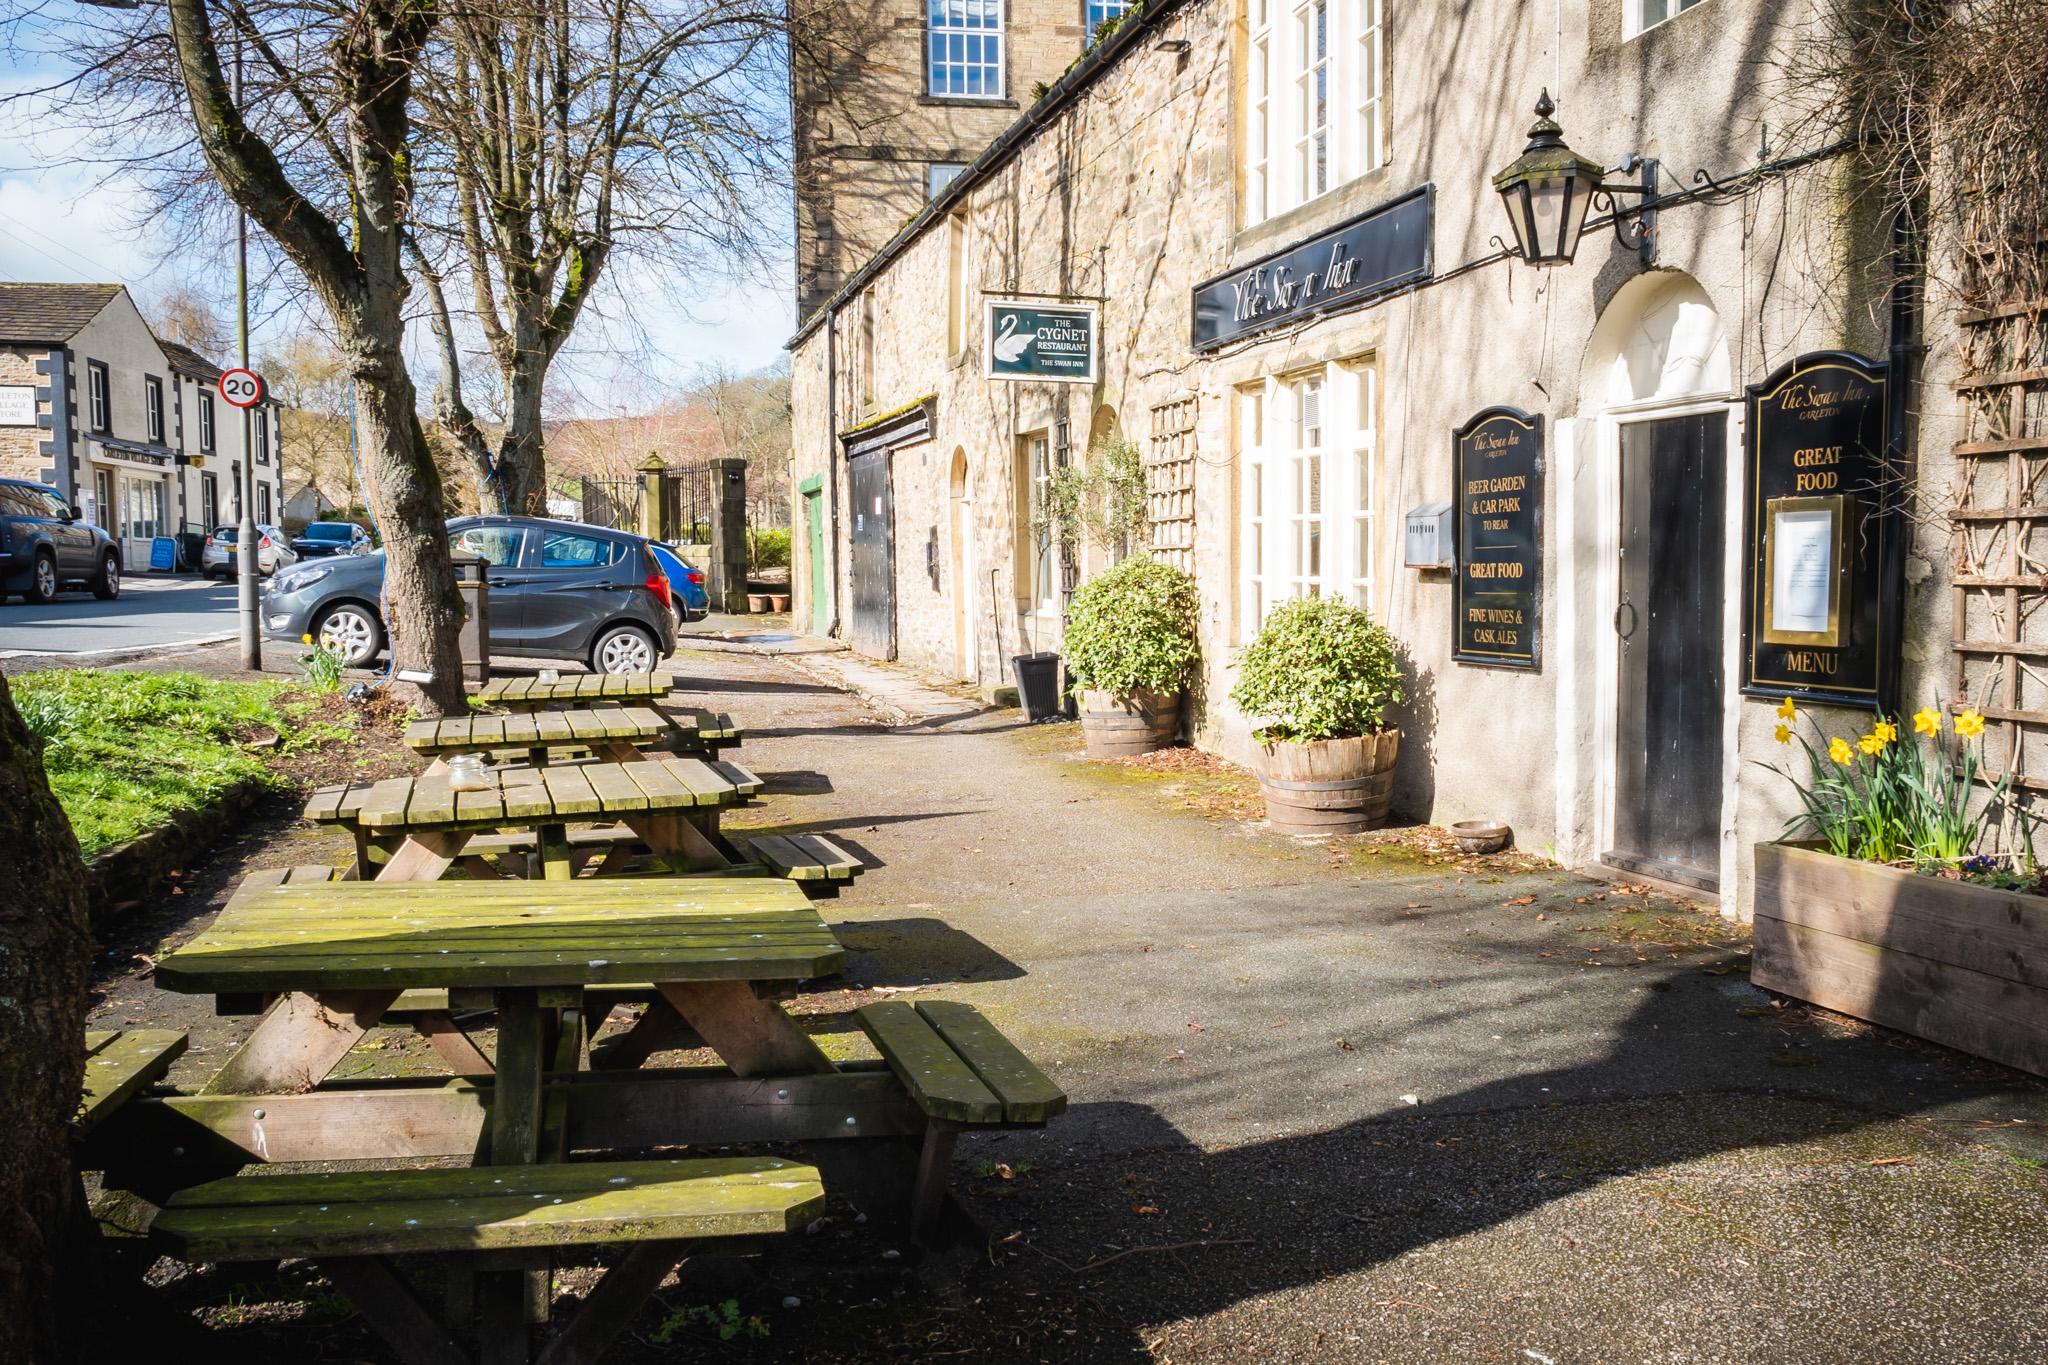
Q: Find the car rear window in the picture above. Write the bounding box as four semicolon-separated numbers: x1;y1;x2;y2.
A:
540;532;619;568
306;523;353;540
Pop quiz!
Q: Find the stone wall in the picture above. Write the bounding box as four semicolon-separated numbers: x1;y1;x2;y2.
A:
0;347;50;483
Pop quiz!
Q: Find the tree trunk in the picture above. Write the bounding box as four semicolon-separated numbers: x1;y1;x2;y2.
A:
0;675;96;1363
494;341;550;517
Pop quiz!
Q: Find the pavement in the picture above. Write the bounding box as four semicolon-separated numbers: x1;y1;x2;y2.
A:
81;639;2048;1362
0;573;238;663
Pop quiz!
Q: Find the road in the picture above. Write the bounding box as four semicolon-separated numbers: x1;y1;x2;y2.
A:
0;576;242;662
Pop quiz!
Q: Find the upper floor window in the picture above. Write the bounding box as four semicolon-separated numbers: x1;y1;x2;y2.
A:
145;375;164;443
928;0;1004;100
87;361;110;433
1629;0;1705;37
928;162;967;199
253;409;270;465
1244;0;1387;225
198;392;216;452
1086;0;1132;41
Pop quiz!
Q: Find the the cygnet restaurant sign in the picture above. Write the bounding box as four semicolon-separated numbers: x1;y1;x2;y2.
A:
985;300;1099;383
1190;184;1433;351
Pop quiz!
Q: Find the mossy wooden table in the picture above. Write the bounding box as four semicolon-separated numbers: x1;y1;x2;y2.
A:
473;672;673;711
406;705;748;767
305;757;748;881
150;876;843;1359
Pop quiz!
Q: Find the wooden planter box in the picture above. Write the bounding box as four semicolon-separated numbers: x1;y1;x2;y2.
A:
1752;841;2048;1078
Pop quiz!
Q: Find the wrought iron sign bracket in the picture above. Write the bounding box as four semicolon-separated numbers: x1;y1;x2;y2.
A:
1589;155;1660;266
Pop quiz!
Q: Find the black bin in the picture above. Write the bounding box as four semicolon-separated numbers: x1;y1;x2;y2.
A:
1011;651;1062;722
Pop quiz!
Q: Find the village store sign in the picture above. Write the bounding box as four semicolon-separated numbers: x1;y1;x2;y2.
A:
984;300;1099;383
1452;407;1544;670
1190;185;1433;350
1740;350;1898;710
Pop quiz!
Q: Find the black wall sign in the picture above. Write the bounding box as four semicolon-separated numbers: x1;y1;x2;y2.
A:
1741;351;1896;710
1190;184;1433;351
1452;407;1543;669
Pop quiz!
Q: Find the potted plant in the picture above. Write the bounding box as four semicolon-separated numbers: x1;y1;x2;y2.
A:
1230;596;1403;835
1752;699;2048;1077
1060;556;1199;757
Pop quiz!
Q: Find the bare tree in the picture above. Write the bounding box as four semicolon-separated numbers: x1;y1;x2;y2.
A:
147;282;230;359
261;332;357;514
409;0;795;515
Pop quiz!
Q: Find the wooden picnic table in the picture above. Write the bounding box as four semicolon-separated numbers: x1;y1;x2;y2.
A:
474;672;673;711
151;875;844;1357
404;704;743;766
304;756;750;882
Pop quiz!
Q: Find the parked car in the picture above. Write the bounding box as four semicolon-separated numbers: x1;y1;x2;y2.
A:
289;520;373;559
203;524;297;578
261;514;678;673
649;542;710;623
0;476;120;603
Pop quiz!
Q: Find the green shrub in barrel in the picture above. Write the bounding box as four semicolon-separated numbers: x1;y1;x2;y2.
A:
1061;556;1200;759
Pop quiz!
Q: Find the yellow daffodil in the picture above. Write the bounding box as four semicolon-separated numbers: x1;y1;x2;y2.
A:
1858;733;1885;755
1913;706;1942;736
1956;709;1986;739
1873;720;1897;744
1774;723;1792;745
1776;697;1797;722
1829;736;1854;765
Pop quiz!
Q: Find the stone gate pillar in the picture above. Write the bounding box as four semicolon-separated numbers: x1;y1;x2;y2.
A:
709;456;750;613
638;452;668;542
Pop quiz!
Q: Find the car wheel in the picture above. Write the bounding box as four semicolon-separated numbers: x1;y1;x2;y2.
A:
27;551;58;604
91;551;120;600
591;624;658;674
314;603;385;667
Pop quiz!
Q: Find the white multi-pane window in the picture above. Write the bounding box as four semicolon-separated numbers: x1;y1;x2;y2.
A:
1629;0;1704;37
1238;357;1378;635
928;162;966;198
1244;0;1386;225
928;0;1004;100
1086;0;1131;40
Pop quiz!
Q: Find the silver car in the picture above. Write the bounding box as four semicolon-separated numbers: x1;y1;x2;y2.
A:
203;523;297;578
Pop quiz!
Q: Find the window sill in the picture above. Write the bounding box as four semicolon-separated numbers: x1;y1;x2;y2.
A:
1233;167;1397;260
917;95;1018;110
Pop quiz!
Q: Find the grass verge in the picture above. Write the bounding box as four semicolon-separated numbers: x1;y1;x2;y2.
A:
12;670;295;858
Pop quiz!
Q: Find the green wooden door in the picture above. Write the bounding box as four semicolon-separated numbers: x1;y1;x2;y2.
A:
804;486;828;636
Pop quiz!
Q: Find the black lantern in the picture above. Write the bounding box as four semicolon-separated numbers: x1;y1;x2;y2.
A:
1492;91;1609;268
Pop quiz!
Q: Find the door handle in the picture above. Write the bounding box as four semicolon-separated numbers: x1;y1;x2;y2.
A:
1614;600;1638;653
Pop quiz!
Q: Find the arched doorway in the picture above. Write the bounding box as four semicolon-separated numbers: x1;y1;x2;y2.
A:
1577;273;1737;894
948;449;975;680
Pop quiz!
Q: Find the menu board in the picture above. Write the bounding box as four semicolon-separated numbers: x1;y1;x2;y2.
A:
1741;351;1894;709
1452;407;1543;669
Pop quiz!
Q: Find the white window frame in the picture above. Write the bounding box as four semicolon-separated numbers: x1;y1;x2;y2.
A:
1244;0;1387;226
927;0;1006;101
928;162;967;199
87;361;109;433
145;375;164;444
1237;355;1379;637
198;392;216;452
1627;0;1706;39
1085;0;1131;41
254;409;270;465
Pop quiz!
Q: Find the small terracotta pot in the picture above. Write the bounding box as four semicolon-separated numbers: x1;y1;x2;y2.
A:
769;594;791;612
747;593;770;612
1451;819;1511;854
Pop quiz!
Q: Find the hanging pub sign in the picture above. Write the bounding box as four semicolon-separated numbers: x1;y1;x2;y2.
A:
1452;407;1543;669
1741;350;1896;710
984;300;1099;383
1190;184;1433;351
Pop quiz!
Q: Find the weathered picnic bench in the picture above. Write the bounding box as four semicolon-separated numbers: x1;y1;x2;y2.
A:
733;831;866;895
151;1156;825;1365
406;706;745;767
78;1029;187;1135
474;672;673;711
304;757;751;881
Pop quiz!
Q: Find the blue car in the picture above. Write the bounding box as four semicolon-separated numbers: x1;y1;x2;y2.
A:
649;542;709;622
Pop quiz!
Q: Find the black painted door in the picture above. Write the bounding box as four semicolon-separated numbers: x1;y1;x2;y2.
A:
848;450;896;659
1610;412;1727;891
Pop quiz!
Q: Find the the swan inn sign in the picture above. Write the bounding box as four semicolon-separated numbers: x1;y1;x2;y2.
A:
984;300;1100;383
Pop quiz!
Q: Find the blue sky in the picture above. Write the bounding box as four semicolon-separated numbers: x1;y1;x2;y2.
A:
0;32;796;410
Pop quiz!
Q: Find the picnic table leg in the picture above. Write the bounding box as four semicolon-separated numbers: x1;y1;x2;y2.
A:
375;831;468;883
200;989;401;1094
349;826;375;880
480;988;547;1356
620;811;728;872
910;1121;961;1248
656;981;836;1077
538;822;573;881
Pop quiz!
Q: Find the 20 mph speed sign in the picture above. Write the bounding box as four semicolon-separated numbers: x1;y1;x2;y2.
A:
219;368;265;408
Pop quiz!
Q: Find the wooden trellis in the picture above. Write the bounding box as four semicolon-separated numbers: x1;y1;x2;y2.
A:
1950;297;2048;791
1146;394;1199;572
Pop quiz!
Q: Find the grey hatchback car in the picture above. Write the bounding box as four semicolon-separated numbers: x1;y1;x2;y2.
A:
261;515;678;672
0;477;121;603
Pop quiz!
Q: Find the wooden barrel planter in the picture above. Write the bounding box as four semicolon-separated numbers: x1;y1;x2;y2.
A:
1252;730;1400;835
1078;687;1180;759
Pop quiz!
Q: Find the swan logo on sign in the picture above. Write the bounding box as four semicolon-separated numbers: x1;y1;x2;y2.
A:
984;300;1098;383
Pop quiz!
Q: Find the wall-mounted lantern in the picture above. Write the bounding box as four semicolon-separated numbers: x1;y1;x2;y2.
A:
1492;91;1658;268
